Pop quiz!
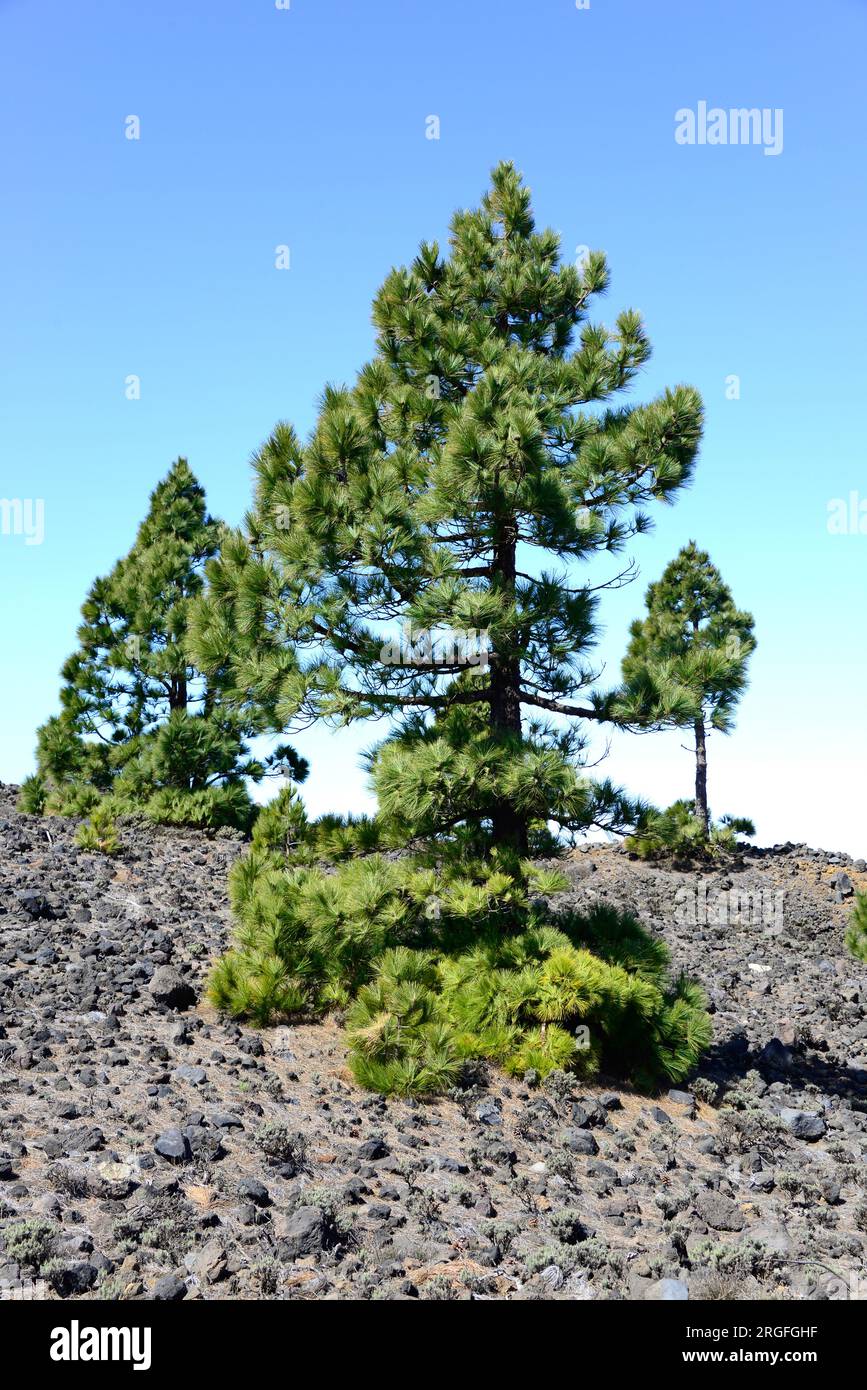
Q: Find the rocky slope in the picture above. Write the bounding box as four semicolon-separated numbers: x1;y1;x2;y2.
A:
1;781;866;1302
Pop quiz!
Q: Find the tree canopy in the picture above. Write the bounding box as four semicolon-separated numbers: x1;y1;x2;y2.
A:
193;163;714;1093
21;458;305;829
190;160;704;853
616;540;756;832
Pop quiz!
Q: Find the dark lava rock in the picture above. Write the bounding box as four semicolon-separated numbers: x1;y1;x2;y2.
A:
211;1112;244;1129
694;1190;745;1232
149;966;196;1012
558;1127;599;1156
238;1178;269;1207
151;1273;188;1301
154;1128;192;1163
667;1089;696;1109
780;1108;827;1141
172;1065;207;1086
276;1206;328;1258
759;1038;793;1070
830;872;854;898
357;1137;389;1162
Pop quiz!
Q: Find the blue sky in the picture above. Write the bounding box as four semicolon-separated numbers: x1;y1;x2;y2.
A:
2;0;866;852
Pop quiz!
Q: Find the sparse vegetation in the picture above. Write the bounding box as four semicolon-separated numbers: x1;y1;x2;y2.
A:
625;800;755;861
3;1218;57;1272
74;804;121;856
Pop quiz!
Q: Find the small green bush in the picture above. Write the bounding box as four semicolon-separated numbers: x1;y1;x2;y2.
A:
208;843;712;1096
346;948;464;1096
625;799;755;861
136;783;256;832
45;782;102;818
248;786;309;854
17;774;48;815
75;804;121;856
4;1218;57;1271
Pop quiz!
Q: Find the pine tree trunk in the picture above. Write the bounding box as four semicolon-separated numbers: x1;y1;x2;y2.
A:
694;715;709;835
489;518;528;854
690;611;710;838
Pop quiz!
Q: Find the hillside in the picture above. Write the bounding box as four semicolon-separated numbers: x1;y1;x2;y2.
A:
1;782;865;1302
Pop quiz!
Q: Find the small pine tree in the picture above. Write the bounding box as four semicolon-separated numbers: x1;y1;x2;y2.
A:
22;459;304;828
846;893;867;963
616;541;755;835
75;804;121;856
625;799;755;861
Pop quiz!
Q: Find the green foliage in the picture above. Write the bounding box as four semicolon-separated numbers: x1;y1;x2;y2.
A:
248;785;390;864
625;799;755;861
197;164;711;1095
366;702;639;854
210;843;711;1095
133;783;256;832
617;542;756;733
75;804;121;856
3;1218;57;1272
17;773;48;815
45;782;103;818
249;785;309;854
20;715;113;816
347;948;464;1096
846;892;867;963
210;948;308;1027
190;161;703;853
25;459;301;831
614;542;755;832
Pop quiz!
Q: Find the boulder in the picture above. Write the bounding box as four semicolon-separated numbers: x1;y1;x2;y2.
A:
154;1128;192;1163
645;1278;689;1301
149;966;196;1011
780;1108;826;1141
275;1206;328;1258
694;1190;745;1232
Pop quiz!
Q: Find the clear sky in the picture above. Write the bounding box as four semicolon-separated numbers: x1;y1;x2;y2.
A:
2;0;865;854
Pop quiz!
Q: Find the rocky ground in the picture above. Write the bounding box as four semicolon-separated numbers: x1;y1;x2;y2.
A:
1;780;866;1302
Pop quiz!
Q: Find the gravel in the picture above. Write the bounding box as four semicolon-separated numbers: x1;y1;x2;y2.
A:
1;781;865;1301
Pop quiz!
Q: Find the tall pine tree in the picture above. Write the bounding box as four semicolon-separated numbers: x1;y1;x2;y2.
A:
616;540;756;833
191;161;704;853
191;164;713;1094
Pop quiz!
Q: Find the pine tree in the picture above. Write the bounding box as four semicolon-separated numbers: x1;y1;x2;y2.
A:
193;163;712;1091
616;541;756;835
21;458;304;828
191;161;703;853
